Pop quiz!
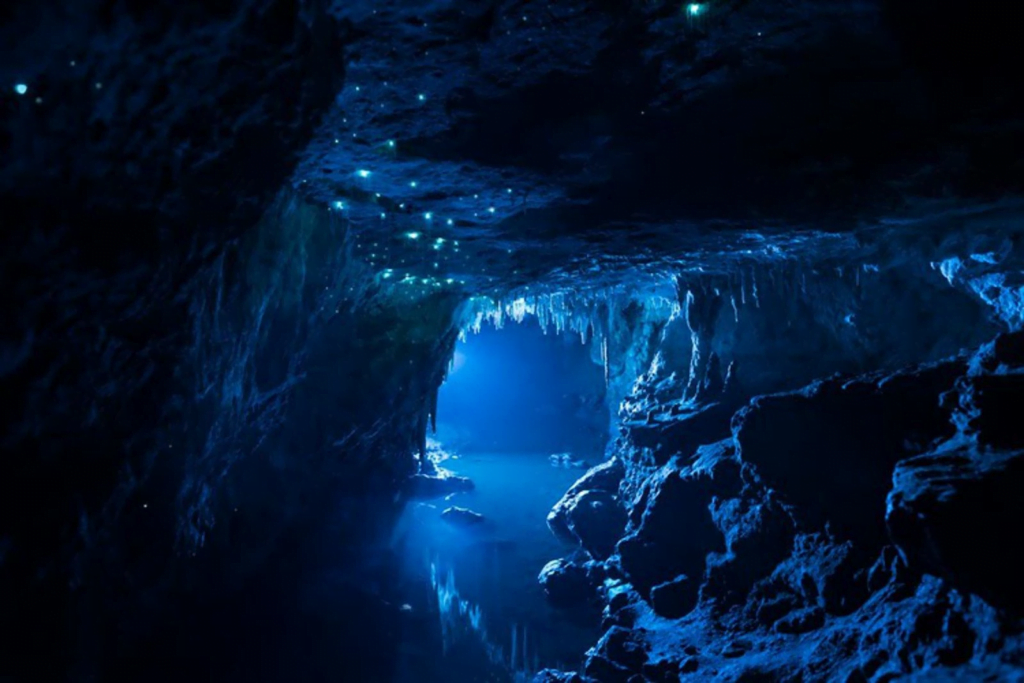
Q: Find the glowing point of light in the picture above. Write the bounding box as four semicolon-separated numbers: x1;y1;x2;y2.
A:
387;139;396;148
488;207;496;214
382;271;392;279
424;212;433;220
380;212;387;218
333;200;345;210
446;219;454;226
410;181;418;187
435;237;445;244
446;278;454;284
355;86;361;92
407;231;421;239
687;3;703;16
399;203;406;209
356;169;372;178
418;93;426;101
507;188;513;193
14;83;28;95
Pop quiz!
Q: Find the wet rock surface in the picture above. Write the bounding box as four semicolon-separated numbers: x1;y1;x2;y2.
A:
540;332;1024;681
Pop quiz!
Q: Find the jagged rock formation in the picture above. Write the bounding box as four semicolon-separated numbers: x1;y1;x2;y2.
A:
539;332;1024;682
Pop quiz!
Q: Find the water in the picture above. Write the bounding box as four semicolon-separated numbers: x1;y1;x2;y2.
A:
392;451;600;683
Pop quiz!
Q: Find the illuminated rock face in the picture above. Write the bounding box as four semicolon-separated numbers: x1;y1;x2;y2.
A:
4;0;1024;680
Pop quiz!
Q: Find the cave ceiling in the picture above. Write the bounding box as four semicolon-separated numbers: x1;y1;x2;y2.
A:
294;0;1024;292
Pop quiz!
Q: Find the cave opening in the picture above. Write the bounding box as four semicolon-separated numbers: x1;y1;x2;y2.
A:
391;317;612;683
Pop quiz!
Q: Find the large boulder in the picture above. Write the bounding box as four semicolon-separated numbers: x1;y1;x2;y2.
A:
548;458;625;548
888;446;1024;616
564;490;627;561
616;442;738;597
538;558;601;608
732;358;965;551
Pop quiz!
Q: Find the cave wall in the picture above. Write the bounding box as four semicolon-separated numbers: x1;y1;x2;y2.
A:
1;3;463;677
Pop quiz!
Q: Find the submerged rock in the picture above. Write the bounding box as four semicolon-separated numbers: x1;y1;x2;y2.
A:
440;506;485;527
404;472;474;500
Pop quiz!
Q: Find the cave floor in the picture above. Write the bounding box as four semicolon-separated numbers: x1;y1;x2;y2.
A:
392;451;601;683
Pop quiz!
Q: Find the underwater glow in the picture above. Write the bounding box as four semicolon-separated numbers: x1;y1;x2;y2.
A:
687;3;704;16
406;231;421;239
14;83;28;95
333;200;344;210
356;169;372;178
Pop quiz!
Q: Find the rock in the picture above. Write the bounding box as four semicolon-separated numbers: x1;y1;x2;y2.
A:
650;575;698;619
584;654;634;683
733;358;965;550
440;506;485;527
753;590;802;627
532;670;585;683
549;458;626;546
643;659;681;683
617;441;740;595
539;558;599;608
887;446;1024;615
594;626;649;673
952;330;1024;449
565;490;627;560
624;399;739;466
775;606;825;634
404;472;473;500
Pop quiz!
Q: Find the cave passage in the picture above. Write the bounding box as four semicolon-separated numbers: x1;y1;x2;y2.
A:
390;320;609;682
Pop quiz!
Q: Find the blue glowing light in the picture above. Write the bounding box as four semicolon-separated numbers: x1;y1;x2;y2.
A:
333;200;345;210
446;219;454;226
380;212;387;219
14;83;28;95
687;3;704;16
356;169;372;178
488;207;496;214
435;237;446;244
410;181;418;187
418;93;426;101
387;139;396;148
424;212;433;220
407;231;421;239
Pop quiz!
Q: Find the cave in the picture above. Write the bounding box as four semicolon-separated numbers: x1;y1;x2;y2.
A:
3;1;1024;682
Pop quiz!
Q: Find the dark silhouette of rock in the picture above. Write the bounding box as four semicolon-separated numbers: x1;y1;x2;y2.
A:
564;490;627;561
733;359;965;551
539;558;599;608
888;447;1024;615
548;458;626;547
440;506;485;527
404;472;474;500
650;575;698;619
